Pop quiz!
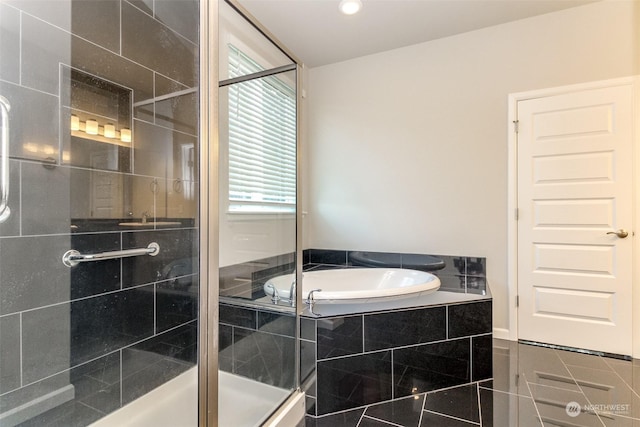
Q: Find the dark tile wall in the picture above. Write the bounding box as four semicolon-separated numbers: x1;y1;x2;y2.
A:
219;302;296;390
0;1;199;425
304;249;487;295
220;252;295;299
303;300;492;417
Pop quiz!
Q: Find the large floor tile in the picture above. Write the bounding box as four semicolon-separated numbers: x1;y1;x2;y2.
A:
479;387;541;427
528;383;605;427
364;395;425;427
424;384;480;424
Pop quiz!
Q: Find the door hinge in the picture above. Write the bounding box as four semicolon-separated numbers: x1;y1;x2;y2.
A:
515;208;519;220
516;295;519;307
513;120;519;133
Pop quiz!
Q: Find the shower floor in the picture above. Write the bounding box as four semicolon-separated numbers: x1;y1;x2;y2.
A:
220;370;291;426
89;368;291;427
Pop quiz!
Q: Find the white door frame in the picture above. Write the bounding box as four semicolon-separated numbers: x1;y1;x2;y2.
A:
506;76;640;357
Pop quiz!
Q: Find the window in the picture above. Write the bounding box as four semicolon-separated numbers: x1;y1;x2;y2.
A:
227;44;296;213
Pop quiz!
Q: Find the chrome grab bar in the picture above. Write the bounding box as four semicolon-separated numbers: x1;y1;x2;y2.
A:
62;242;160;267
0;95;10;223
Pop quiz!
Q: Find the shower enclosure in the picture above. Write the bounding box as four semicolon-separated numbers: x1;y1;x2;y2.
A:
0;0;209;425
217;1;304;425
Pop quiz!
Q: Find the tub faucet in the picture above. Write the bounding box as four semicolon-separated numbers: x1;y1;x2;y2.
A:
289;280;296;307
267;284;280;304
141;211;150;224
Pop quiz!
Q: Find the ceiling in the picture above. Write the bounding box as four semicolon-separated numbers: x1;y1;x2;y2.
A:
236;0;594;68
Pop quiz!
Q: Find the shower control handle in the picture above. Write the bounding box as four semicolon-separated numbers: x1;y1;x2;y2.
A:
607;229;629;239
0;95;10;224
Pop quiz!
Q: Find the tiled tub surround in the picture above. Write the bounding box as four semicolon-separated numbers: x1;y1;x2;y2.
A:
219;301;297;390
220;253;295;299
302;299;493;418
304;249;487;295
0;1;199;426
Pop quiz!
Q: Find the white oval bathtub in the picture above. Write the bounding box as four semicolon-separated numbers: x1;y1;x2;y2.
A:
263;268;440;303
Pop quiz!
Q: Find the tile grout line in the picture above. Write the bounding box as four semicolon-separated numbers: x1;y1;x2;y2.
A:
316;333;489;363
77;400;107;416
446;305;449;339
390;348;394;400
469;337;473;381
522;371;551;426
19;312;23;387
5;280;156;318
362;315;365;354
417;392;428;427
360;414;404;427
119;0;123;56
18;161;22;237
476;383;482;427
554;352;608;426
313;318;317;416
423;409;481;426
354;407;367;426
18;10;22;87
119;349;123;408
153;282;157;334
478;383;535;399
600;357;640;400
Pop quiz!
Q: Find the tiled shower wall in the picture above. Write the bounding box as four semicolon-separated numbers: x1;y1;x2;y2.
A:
0;1;198;426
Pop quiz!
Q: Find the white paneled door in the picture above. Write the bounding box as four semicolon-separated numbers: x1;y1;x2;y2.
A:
517;83;634;356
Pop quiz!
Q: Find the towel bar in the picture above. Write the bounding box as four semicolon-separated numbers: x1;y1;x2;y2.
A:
62;242;160;267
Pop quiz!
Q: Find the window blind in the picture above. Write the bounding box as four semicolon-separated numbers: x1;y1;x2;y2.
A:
227;45;296;211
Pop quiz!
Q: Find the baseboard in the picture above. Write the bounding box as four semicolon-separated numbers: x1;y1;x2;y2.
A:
493;327;512;341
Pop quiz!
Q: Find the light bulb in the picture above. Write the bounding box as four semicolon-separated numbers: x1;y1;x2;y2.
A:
104;123;116;138
339;0;362;15
120;128;131;143
70;115;80;131
85;119;99;135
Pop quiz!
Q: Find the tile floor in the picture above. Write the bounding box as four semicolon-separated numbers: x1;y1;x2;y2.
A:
305;339;640;426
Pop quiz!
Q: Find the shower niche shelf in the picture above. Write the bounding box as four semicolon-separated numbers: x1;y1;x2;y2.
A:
61;66;133;172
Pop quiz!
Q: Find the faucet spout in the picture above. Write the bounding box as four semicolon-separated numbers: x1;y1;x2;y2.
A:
289;279;296;307
267;284;280;304
141;211;150;224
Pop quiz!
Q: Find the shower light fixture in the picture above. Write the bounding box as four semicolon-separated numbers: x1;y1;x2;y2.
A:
70;115;131;144
339;0;362;15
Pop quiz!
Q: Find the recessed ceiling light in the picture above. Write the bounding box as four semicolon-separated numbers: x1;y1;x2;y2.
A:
339;0;362;15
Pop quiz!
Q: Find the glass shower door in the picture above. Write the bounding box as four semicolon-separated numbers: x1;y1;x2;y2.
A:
0;1;202;425
217;1;302;425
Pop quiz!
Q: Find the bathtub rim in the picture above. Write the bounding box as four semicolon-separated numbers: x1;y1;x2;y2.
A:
264;267;441;302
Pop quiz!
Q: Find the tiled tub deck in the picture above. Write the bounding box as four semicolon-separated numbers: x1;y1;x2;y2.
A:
301;292;493;419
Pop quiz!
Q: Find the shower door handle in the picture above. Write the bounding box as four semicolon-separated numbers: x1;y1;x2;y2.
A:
0;96;10;224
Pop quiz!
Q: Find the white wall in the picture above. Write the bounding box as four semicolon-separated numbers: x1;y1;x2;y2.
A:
305;0;640;332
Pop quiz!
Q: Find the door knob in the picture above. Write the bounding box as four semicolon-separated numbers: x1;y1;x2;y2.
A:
607;229;629;238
